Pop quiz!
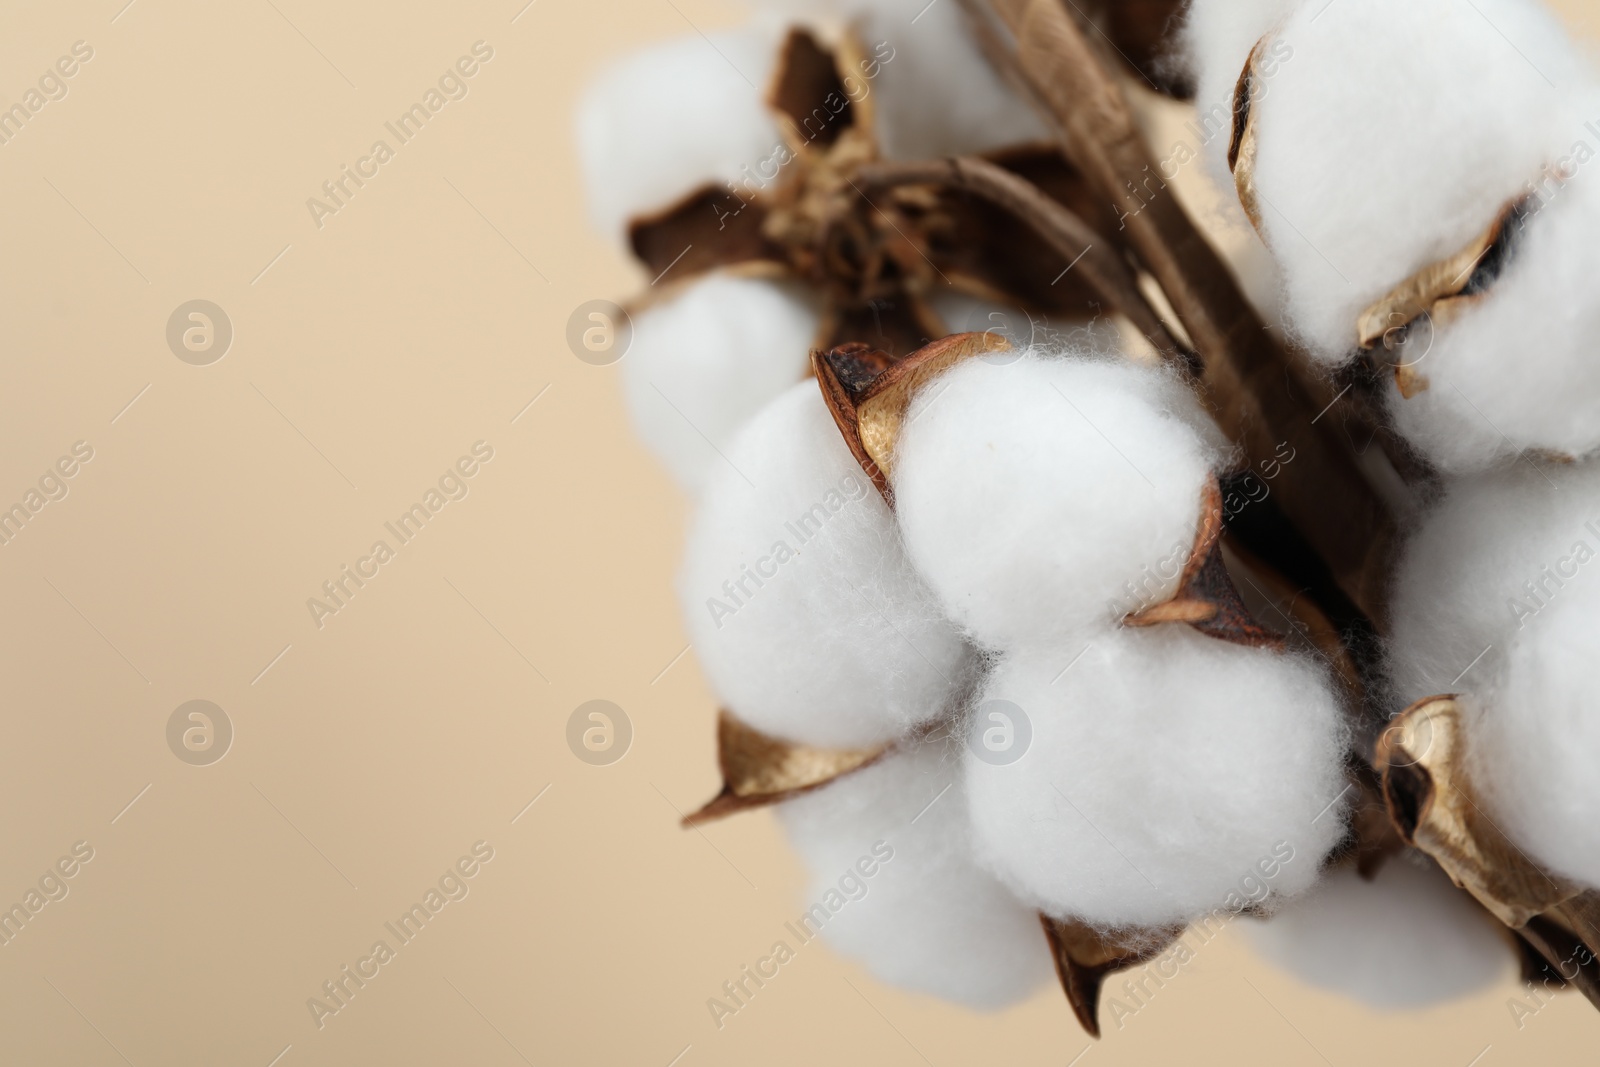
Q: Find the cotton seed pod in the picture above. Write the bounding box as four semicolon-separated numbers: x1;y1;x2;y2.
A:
622;272;818;493
1241;856;1513;1008
575;24;784;243
1379;148;1600;470
1190;0;1600;471
1376;695;1600;1009
1388;460;1600;887
964;626;1349;928
1206;0;1586;363
891;347;1230;653
679;381;975;749
778;737;1053;1007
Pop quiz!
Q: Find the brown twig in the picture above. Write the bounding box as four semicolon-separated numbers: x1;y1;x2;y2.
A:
855;155;1189;363
964;0;1397;626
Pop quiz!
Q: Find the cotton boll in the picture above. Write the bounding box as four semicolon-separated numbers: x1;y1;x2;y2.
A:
1386;461;1600;885
1233;0;1588;364
1384;462;1600;708
576;26;785;242
777;739;1053;1007
622;273;818;493
1383;150;1600;471
744;0;1048;159
964;628;1349;927
1487;586;1600;886
680;381;975;748
1242;858;1512;1008
893;350;1229;652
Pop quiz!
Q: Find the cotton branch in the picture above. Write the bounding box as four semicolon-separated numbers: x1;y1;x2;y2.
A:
964;0;1398;626
855;155;1189;363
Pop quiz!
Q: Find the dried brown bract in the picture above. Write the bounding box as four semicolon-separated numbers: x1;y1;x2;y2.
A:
1377;695;1600;1008
1226;35;1270;237
1125;479;1284;648
1041;916;1186;1037
683;711;891;827
626;26;1121;359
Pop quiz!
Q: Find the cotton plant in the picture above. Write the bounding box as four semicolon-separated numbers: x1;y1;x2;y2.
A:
676;328;1375;1032
1387;465;1600;888
575;0;1188;492
578;0;1600;1041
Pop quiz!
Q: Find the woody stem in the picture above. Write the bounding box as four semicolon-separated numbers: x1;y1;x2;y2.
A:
964;0;1399;627
854;155;1190;363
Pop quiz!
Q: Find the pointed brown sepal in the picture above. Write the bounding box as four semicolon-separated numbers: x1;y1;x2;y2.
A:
813;342;897;501
1040;915;1185;1037
1226;35;1270;237
627;182;788;287
682;711;889;827
1376;696;1577;923
1123;479;1284;648
1355;192;1535;398
813;331;1010;504
768;28;859;152
1377;695;1600;1012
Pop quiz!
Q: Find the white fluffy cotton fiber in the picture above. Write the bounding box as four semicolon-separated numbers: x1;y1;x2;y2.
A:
622;272;818;493
680;380;975;748
1388;461;1600;887
1242;857;1512;1008
1381;141;1600;471
892;348;1229;652
576;25;785;242
964;627;1349;927
1196;0;1587;366
743;0;1048;160
778;738;1053;1007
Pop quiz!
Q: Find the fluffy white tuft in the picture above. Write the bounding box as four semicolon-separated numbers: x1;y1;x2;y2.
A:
1389;461;1600;886
778;739;1053;1007
964;627;1349;927
622;273;818;493
679;381;974;748
575;26;784;242
892;349;1229;652
743;0;1048;159
1241;0;1585;364
1490;584;1600;887
1382;143;1600;470
1242;857;1512;1008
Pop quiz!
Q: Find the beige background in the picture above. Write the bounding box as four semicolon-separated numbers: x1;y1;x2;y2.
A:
0;0;1596;1063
